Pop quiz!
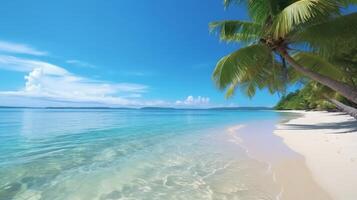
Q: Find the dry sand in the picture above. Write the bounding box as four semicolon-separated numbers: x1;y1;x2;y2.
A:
275;111;357;200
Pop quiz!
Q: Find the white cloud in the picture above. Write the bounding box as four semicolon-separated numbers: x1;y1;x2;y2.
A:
175;96;210;106
0;55;68;75
0;40;213;108
0;55;153;106
66;59;95;68
0;40;47;56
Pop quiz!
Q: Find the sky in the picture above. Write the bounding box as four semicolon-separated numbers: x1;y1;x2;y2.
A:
0;0;284;108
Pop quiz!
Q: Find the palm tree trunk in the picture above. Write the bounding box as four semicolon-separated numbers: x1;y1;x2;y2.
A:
327;98;357;119
277;49;357;104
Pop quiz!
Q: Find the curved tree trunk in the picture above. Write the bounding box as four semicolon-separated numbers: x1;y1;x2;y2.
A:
327;98;357;119
277;49;357;105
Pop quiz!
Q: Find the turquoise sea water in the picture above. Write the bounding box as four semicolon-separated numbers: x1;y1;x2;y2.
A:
0;108;289;200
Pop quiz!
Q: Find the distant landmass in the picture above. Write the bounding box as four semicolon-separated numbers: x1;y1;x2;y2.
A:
141;106;273;110
208;106;273;110
0;106;34;109
0;106;273;110
0;106;135;109
140;107;176;110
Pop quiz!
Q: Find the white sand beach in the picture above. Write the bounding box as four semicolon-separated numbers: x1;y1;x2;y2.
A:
230;119;332;200
275;111;357;200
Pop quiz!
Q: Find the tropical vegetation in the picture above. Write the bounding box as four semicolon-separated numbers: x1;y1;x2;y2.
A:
275;82;338;110
276;81;357;118
210;0;357;117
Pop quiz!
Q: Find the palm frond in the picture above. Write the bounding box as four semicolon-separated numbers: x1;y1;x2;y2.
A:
225;83;238;98
330;47;357;69
337;0;357;6
212;44;288;98
328;46;357;87
209;20;262;43
223;0;282;24
264;62;289;94
291;12;357;57
292;52;345;80
224;62;289;98
213;44;273;89
271;0;340;39
246;0;274;24
240;81;258;98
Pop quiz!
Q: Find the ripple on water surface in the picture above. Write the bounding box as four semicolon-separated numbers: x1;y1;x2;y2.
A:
0;109;285;200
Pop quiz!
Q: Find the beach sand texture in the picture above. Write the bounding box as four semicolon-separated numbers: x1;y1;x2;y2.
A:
231;120;332;200
275;111;357;200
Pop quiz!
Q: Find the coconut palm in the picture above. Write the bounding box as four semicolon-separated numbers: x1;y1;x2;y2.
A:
328;98;357;119
304;82;357;119
290;49;357;118
211;0;357;103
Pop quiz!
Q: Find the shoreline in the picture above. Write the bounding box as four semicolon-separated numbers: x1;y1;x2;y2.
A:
275;111;357;200
228;118;332;200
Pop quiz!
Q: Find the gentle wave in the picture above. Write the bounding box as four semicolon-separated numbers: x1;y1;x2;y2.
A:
0;108;290;200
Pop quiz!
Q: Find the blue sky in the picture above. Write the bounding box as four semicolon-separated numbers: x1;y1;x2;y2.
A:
0;0;283;108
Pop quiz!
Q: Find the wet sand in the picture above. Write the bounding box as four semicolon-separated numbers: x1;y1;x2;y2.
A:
228;120;332;200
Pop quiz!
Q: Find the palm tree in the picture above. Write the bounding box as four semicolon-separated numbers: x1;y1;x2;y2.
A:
305;82;357;119
210;0;357;103
328;98;357;119
289;49;357;118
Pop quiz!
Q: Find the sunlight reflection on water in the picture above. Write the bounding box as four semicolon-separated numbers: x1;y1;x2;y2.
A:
0;108;290;200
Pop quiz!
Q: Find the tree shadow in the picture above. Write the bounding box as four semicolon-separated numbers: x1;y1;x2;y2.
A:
283;119;357;134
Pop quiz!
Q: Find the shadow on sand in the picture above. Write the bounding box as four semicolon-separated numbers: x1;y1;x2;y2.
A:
283;114;357;134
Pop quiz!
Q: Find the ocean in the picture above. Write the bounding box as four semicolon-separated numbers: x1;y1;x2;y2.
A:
0;108;291;200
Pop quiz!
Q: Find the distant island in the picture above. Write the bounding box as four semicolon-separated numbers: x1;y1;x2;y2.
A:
0;106;272;110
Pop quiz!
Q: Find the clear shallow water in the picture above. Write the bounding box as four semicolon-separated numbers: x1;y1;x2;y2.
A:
0;108;289;200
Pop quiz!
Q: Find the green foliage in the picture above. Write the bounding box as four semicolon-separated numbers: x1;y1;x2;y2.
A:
212;44;272;90
290;52;345;80
210;0;357;100
328;46;357;87
271;0;340;39
209;20;261;43
212;44;287;98
292;12;357;57
275;90;308;110
275;86;335;110
289;51;357;87
275;80;357;110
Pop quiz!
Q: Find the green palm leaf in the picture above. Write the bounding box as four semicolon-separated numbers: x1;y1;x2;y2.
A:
271;0;340;38
213;44;272;89
291;12;357;57
212;44;288;98
224;62;288;98
239;81;258;98
245;0;275;24
264;62;289;94
209;20;261;43
224;0;282;24
291;52;345;80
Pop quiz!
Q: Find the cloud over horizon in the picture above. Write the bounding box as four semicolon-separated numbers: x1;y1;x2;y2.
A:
0;40;48;56
0;40;214;108
0;41;154;107
175;96;210;107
